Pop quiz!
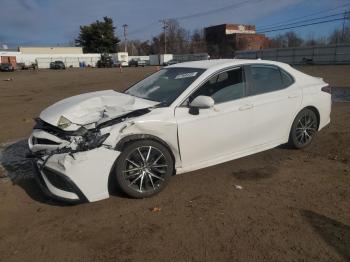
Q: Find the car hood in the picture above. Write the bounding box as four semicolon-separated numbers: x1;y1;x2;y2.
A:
39;90;158;131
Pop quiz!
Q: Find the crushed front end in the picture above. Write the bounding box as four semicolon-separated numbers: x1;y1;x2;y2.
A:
28;119;120;203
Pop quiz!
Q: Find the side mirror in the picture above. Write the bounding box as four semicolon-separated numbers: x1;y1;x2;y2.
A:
189;96;214;115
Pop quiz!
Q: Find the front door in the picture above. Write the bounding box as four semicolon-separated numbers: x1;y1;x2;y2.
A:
175;67;256;170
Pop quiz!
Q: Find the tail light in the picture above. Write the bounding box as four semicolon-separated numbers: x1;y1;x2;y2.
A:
321;85;331;94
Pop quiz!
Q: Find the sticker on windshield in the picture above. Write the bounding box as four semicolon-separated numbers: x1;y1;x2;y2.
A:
175;72;198;79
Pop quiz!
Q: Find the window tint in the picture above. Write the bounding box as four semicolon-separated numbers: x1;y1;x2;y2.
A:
280;69;294;87
190;67;245;104
248;65;285;95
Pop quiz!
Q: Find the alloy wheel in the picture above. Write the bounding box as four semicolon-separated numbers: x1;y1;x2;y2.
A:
122;146;169;193
295;112;317;145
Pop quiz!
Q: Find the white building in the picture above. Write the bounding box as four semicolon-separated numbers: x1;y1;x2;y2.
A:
1;46;101;68
19;46;83;54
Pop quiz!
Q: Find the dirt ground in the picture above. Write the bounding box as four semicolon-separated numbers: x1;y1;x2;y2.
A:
0;65;349;262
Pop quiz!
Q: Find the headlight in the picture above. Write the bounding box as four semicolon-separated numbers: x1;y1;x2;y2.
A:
86;133;110;149
57;116;72;129
77;132;110;151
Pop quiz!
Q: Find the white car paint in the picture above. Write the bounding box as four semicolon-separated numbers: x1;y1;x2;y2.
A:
36;148;120;202
40;90;158;130
28;59;331;202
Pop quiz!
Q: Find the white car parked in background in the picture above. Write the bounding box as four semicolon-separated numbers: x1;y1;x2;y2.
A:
27;59;331;203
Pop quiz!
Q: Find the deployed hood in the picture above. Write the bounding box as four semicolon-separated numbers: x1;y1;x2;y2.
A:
39;90;158;131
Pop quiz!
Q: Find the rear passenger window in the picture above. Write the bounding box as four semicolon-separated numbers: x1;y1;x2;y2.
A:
280;69;294;87
190;67;245;104
248;65;293;96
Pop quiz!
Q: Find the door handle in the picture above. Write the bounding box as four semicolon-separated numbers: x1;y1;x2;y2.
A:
239;104;254;111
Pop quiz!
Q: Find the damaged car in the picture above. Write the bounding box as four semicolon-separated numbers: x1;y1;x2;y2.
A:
27;59;331;203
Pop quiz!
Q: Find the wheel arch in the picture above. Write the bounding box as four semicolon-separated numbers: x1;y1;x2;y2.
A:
290;105;320;132
303;105;320;129
108;134;177;196
286;105;321;143
115;134;176;166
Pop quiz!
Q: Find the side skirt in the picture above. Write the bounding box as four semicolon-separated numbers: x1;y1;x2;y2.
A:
175;138;286;174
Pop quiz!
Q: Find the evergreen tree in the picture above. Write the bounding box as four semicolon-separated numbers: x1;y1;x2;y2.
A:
75;17;120;53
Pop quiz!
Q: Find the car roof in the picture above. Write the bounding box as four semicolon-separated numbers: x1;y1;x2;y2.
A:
167;59;289;70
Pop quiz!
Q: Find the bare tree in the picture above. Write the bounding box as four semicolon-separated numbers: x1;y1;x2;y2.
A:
190;29;207;53
304;33;327;46
329;26;350;44
149;19;190;54
166;19;190;54
268;31;303;48
285;32;303;47
269;34;286;48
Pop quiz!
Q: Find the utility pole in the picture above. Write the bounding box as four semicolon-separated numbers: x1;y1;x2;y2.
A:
122;24;128;53
342;11;350;42
160;19;168;54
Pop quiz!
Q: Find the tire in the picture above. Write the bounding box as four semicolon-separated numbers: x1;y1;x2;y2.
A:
288;108;318;149
114;140;174;198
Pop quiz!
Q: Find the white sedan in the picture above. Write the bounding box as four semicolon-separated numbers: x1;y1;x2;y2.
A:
27;59;331;203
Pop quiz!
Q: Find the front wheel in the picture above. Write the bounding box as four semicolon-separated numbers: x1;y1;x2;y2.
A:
114;140;174;198
288;108;318;149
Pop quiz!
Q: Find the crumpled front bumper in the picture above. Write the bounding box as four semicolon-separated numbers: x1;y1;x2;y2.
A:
32;147;120;203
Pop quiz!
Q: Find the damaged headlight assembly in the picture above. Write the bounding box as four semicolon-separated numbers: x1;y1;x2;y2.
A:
31;108;152;159
57;116;72;129
75;130;110;151
30;118;112;159
56;116;111;152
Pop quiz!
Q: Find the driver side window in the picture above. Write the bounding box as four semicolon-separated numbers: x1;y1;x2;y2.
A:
189;67;245;104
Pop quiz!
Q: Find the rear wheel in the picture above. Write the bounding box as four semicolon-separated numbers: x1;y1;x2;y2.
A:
288;108;318;149
115;140;173;198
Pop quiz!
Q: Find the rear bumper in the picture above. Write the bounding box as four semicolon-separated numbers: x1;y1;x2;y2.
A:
318;93;332;131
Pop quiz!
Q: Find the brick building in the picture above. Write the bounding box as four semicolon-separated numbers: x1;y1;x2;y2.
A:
205;24;269;57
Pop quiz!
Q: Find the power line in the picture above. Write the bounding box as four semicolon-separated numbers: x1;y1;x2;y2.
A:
257;12;345;32
342;11;350;41
257;2;350;30
128;21;159;36
128;0;264;37
258;17;346;34
172;0;264;20
128;1;349;40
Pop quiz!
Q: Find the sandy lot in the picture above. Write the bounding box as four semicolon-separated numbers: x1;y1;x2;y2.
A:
0;65;349;262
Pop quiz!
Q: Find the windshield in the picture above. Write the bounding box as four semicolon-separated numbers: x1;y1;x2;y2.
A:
125;67;205;105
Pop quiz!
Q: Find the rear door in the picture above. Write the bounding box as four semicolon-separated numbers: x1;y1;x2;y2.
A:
244;64;302;146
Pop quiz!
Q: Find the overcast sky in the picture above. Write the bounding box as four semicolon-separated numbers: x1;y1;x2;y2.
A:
0;0;349;46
